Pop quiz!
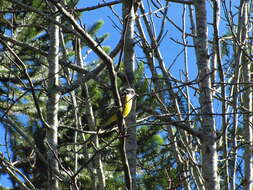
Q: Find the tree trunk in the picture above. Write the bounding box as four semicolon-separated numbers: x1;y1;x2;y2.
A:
194;0;219;189
122;1;137;189
46;5;60;190
242;55;253;190
76;38;106;190
239;0;253;189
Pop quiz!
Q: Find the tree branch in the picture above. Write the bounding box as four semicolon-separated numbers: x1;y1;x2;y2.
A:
76;0;121;12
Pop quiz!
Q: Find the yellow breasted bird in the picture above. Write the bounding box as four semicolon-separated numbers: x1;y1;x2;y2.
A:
103;88;136;127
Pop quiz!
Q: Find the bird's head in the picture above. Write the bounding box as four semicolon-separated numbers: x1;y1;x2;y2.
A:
121;88;136;98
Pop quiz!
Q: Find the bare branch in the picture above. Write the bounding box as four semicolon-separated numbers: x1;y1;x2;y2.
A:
76;0;121;12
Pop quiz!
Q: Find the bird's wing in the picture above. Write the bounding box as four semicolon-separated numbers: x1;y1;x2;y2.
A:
103;113;118;127
121;94;126;107
103;90;131;128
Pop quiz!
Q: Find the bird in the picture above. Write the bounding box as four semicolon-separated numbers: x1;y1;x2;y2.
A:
103;88;136;128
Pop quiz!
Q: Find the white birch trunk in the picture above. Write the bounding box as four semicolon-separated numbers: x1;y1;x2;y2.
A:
194;0;219;189
239;0;253;189
46;6;60;190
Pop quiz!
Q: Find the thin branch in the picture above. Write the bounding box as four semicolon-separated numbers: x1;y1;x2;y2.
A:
0;39;51;129
0;33;48;56
0;153;35;190
76;0;121;12
1;117;67;180
53;2;114;66
166;0;193;5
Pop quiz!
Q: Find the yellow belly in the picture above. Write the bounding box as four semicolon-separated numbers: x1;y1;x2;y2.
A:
103;96;133;127
123;96;133;117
